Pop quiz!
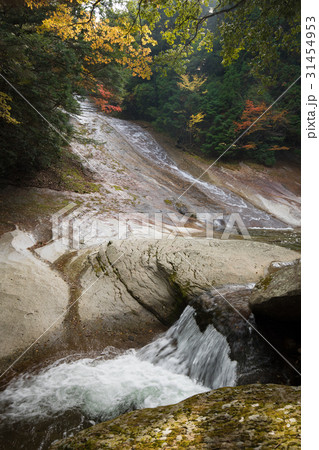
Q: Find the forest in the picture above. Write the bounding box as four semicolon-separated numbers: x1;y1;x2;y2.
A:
0;0;300;175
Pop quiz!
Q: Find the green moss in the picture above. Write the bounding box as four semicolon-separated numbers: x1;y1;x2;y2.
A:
95;254;108;276
248;229;301;252
129;193;138;200
51;385;300;450
61;167;101;194
256;273;274;291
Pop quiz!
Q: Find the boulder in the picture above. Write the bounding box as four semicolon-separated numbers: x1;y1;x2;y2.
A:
249;259;301;321
0;232;300;375
191;287;301;386
50;384;301;449
77;237;300;329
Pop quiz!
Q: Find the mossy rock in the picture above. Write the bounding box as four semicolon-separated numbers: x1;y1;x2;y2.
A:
50;384;300;449
250;259;301;321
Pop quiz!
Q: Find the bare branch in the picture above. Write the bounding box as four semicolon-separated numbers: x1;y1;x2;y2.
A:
185;0;246;46
76;0;103;25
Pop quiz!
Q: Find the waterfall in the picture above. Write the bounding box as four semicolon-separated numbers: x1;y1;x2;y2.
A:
138;306;237;389
0;307;235;430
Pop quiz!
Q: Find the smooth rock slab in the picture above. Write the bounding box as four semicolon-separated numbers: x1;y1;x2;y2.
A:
78;237;300;326
0;233;300;374
50;384;301;449
0;230;69;372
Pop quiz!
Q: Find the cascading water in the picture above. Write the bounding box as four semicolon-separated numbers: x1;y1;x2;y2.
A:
105;115;288;229
0;307;235;449
138;306;237;388
0;100;298;449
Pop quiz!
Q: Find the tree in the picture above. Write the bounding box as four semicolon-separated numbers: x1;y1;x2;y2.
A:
0;0;156;175
123;18;300;167
0;3;82;175
25;0;156;79
132;0;300;80
0;92;19;125
233;99;289;165
93;83;122;113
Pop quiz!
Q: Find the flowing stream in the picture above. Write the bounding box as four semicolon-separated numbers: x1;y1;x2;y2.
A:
106;115;288;229
0;101;299;449
0;307;235;449
75;99;291;231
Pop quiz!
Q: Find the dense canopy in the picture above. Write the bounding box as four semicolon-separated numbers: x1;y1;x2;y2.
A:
0;0;300;174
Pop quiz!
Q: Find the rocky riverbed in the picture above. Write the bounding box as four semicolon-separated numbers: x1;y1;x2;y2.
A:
0;231;300;378
0;99;301;449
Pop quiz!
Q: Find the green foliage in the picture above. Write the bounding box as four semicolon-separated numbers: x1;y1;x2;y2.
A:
0;5;80;176
134;0;300;81
0;2;134;177
124;15;300;166
219;0;300;82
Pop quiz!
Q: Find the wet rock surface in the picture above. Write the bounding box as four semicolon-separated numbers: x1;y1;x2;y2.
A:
155;129;301;229
0;100;301;249
247;259;301;381
0;232;300;379
50;384;301;449
76;237;300;334
191;286;300;386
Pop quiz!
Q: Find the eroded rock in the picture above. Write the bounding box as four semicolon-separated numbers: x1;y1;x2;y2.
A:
0;233;300;376
191;286;300;385
0;230;69;373
76;238;300;333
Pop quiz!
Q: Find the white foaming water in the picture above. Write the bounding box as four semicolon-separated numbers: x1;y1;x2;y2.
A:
0;352;208;423
0;307;234;423
138;306;237;388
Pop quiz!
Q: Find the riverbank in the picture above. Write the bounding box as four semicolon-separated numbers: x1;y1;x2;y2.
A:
142;122;301;229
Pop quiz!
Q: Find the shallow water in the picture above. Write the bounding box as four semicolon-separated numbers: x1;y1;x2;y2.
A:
106;115;289;229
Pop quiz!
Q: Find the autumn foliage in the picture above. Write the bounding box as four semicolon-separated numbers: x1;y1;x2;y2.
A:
234;100;268;132
25;0;156;80
93;84;122;114
234;100;289;152
235;100;287;133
